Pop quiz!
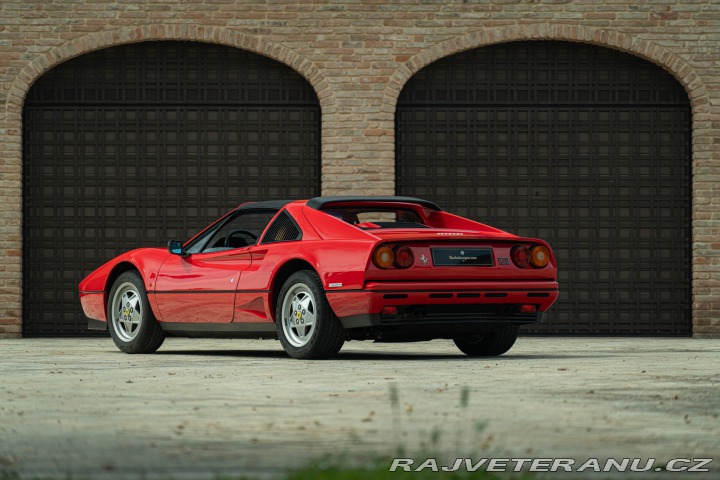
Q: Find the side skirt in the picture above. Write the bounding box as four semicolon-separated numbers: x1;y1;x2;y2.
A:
159;322;278;339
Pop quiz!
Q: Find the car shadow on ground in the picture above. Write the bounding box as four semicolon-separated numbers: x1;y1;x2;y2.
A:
155;349;460;360
153;349;615;360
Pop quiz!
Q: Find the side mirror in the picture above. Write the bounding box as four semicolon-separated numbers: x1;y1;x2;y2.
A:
167;240;187;257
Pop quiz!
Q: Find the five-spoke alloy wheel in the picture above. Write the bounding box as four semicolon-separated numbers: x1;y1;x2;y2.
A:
111;282;143;342
107;271;165;354
280;283;318;348
276;270;345;359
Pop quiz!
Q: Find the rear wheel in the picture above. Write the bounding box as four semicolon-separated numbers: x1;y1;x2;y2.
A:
107;271;165;354
453;325;519;357
276;270;345;359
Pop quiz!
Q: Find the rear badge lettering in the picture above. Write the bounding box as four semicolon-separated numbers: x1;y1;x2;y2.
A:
498;257;510;265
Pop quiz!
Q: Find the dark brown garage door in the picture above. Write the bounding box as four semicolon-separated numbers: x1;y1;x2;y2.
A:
23;42;320;336
396;41;691;335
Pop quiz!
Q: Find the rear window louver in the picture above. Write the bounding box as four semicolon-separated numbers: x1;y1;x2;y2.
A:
261;211;302;244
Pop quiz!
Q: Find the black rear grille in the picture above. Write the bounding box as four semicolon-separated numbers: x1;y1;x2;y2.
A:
380;304;539;326
261;211;301;244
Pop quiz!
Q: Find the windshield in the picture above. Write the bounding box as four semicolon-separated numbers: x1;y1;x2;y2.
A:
322;207;427;229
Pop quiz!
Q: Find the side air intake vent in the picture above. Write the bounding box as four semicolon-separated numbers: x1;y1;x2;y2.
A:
261;212;302;244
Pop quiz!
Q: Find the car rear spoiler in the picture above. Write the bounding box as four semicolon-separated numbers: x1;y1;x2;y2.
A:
306;196;442;211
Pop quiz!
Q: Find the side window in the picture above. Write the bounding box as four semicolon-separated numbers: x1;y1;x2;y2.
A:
260;211;302;244
199;209;278;253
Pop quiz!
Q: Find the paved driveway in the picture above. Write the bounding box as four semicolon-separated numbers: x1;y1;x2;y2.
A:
0;337;718;478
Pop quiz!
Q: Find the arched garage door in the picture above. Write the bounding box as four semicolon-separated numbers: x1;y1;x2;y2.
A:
396;41;691;335
23;42;320;336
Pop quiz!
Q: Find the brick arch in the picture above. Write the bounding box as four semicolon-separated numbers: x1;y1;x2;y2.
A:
5;25;333;116
387;23;713;338
383;23;709;115
2;26;331;338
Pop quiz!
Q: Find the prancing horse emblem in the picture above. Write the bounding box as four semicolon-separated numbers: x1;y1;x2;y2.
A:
420;254;428;265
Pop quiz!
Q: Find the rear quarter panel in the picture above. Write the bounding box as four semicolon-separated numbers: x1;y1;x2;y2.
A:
243;239;376;313
242;204;379;321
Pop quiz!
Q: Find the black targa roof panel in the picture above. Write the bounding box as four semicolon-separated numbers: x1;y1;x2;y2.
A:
306;196;442;211
237;200;295;210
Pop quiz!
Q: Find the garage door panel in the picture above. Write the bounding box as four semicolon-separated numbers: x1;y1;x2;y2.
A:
397;42;691;335
23;42;320;336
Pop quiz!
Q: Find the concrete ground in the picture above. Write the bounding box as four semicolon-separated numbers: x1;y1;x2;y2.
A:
0;337;718;479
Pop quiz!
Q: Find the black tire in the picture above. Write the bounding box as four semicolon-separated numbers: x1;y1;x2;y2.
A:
107;271;165;354
453;325;519;357
275;270;345;359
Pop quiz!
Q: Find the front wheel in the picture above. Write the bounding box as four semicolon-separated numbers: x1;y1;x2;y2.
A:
107;271;165;354
453;325;519;357
276;270;345;359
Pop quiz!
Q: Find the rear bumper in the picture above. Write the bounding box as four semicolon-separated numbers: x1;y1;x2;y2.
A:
327;280;558;330
340;308;543;330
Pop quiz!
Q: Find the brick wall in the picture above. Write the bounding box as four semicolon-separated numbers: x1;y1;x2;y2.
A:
1;0;718;338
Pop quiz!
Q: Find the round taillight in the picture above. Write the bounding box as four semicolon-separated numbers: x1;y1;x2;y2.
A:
530;245;550;268
394;246;414;268
373;246;395;269
511;245;531;268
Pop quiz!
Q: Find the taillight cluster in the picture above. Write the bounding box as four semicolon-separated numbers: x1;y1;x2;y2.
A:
511;245;550;268
373;245;415;269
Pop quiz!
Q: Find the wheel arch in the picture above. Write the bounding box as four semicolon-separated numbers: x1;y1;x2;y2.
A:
269;258;321;322
105;262;141;298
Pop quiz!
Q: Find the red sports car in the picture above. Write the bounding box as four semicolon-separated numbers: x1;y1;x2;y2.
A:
79;197;558;359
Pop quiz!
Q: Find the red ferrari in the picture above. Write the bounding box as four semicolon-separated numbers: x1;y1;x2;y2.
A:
79;197;558;359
